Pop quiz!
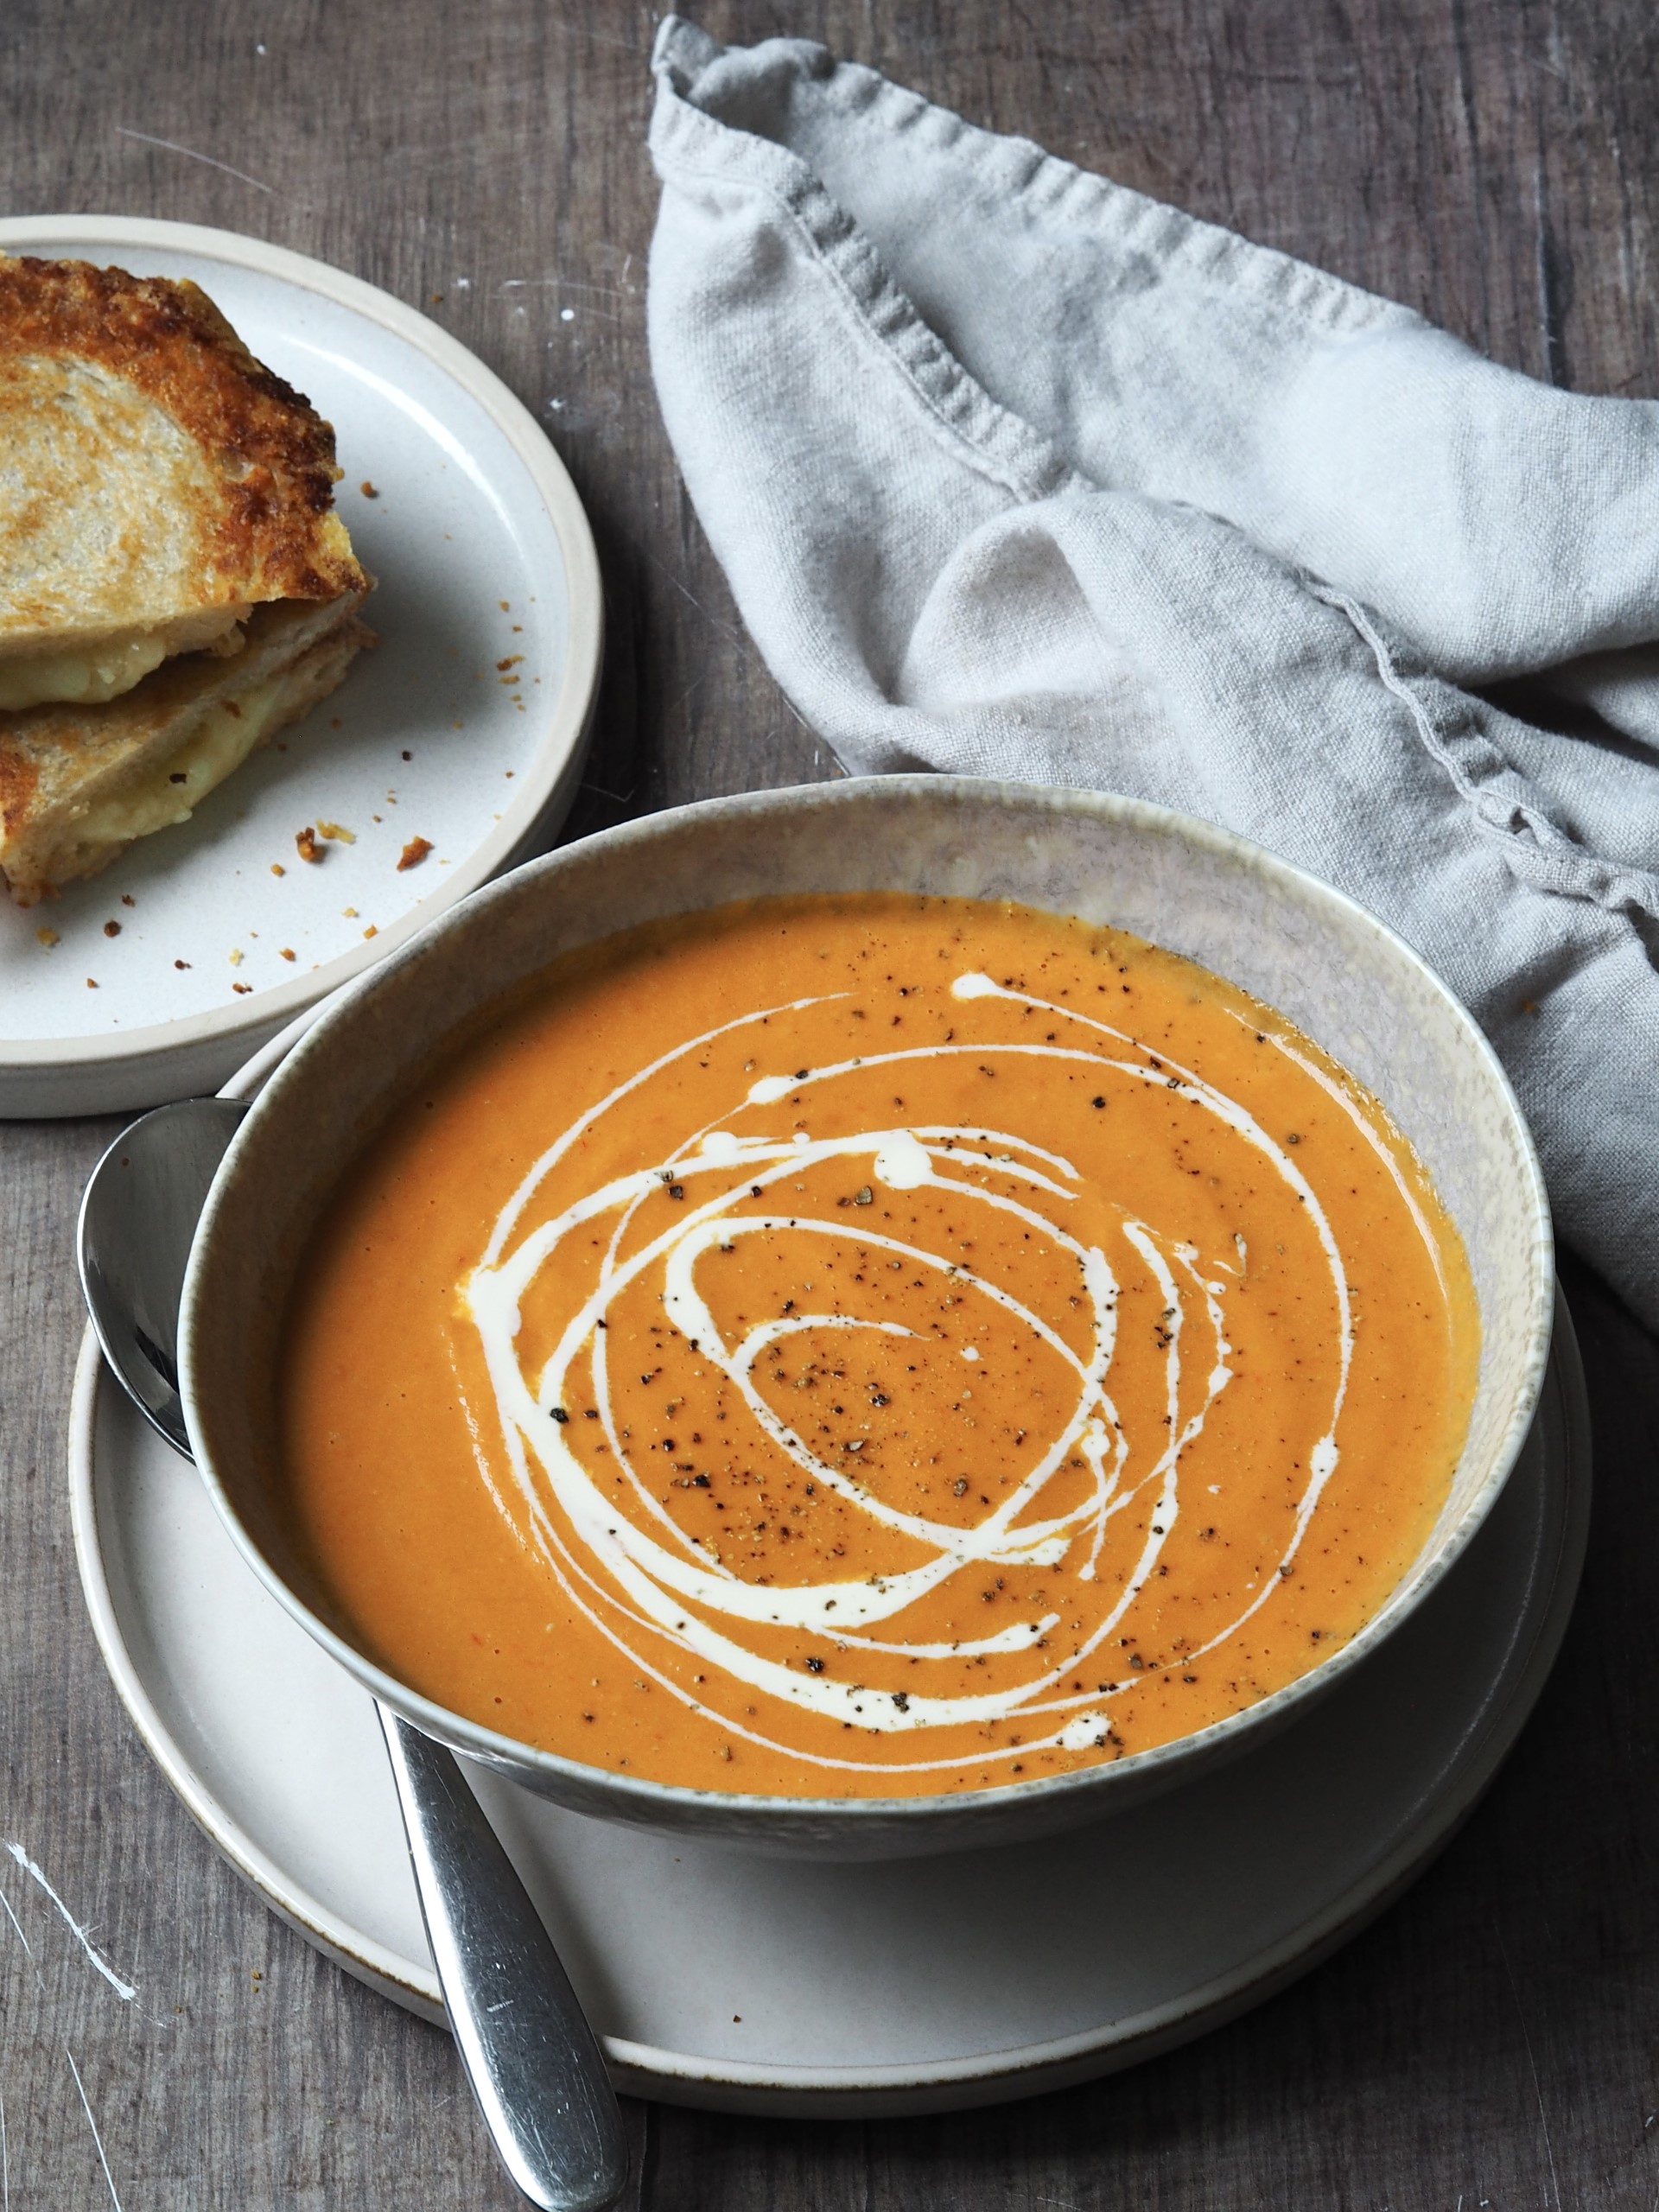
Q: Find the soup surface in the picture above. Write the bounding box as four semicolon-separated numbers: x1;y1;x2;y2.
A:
278;893;1479;1797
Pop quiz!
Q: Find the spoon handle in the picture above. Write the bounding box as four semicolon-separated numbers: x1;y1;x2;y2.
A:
378;1705;630;2211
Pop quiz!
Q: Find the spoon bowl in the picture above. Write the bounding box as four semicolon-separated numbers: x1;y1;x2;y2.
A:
78;1098;248;1459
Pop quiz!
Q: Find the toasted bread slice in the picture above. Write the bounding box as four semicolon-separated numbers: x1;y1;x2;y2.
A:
0;255;367;706
0;593;373;903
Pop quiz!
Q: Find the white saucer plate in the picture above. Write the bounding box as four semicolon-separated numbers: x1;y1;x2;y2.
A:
69;1299;1588;2117
0;217;601;1118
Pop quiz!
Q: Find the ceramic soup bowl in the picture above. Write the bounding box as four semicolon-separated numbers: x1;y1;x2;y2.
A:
180;778;1553;1859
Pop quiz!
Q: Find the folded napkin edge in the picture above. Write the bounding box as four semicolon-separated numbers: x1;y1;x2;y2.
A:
648;48;1082;507
651;31;1659;936
651;15;1415;351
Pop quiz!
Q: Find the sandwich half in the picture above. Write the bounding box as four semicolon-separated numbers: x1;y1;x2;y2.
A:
0;254;373;903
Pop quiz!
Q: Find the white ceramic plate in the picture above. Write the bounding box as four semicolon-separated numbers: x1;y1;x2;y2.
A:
0;217;601;1117
68;1300;1587;2117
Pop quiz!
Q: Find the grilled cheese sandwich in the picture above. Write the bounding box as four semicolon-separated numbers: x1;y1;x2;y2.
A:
0;254;374;902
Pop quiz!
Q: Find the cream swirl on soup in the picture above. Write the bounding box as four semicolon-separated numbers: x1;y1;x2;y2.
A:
281;896;1478;1796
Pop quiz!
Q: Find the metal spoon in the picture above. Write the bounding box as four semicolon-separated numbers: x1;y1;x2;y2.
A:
78;1096;630;2212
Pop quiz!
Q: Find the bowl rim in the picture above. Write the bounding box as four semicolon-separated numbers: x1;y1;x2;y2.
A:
178;773;1556;1837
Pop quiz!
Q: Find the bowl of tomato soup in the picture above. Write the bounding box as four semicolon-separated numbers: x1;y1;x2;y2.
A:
179;779;1552;1858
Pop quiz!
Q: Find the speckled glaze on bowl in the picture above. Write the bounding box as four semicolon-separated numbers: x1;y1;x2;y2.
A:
179;779;1554;1859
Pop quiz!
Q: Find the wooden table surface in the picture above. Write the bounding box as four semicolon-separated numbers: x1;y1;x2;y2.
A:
4;4;1657;2205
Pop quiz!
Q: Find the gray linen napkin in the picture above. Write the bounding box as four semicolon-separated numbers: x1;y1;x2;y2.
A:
646;17;1659;1331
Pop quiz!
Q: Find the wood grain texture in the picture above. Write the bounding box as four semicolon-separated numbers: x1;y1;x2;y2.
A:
3;3;1657;2205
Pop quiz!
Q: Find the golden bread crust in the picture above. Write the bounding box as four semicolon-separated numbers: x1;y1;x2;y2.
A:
0;256;367;648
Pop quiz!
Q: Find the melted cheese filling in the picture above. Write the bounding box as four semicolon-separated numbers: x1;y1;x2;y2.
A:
0;606;250;711
72;665;298;850
0;635;169;711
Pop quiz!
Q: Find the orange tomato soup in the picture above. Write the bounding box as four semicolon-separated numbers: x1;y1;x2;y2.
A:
278;894;1478;1797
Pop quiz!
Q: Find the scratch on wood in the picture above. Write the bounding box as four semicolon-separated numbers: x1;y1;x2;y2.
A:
645;550;813;730
665;671;709;723
0;1872;47;2003
65;2044;123;2212
646;550;745;646
0;2084;9;2212
3;1843;137;2002
1492;1914;1560;2211
502;278;626;298
0;1874;33;1955
114;125;275;195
